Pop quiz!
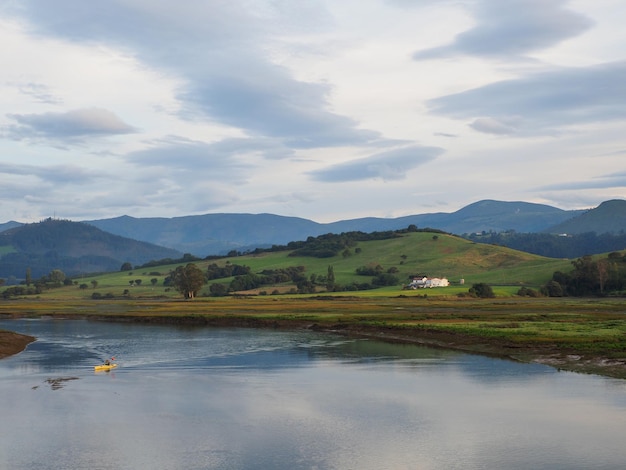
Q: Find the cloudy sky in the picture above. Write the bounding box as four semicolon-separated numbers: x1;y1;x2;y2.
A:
1;0;624;223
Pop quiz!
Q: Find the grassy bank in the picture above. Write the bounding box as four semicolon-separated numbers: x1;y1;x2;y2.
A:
1;295;625;379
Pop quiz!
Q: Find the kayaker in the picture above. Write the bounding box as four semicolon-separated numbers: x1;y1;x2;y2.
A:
104;359;110;366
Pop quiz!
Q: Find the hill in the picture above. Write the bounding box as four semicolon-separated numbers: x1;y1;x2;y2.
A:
0;218;182;279
84;213;321;256
431;200;582;234
0;221;21;233
80;200;584;256
545;199;626;235
13;231;573;301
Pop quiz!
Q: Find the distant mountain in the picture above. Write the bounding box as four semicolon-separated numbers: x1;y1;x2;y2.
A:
391;200;584;235
0;221;21;232
85;213;322;257
0;218;182;279
83;200;584;256
2;199;618;259
545;199;626;235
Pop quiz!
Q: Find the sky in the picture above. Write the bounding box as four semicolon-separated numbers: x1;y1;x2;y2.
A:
1;0;625;224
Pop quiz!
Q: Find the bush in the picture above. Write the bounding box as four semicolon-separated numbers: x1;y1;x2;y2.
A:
541;280;564;297
209;283;229;297
356;264;383;276
372;273;399;286
517;286;540;297
468;283;495;298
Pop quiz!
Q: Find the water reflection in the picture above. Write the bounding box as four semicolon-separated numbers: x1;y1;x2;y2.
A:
1;318;626;470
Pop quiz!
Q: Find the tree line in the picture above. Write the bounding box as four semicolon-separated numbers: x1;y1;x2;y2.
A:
542;252;626;297
465;231;626;259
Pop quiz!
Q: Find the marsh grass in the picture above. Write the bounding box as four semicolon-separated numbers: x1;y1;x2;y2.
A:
1;295;625;376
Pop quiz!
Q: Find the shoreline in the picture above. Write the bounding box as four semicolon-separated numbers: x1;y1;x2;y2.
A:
0;331;36;359
57;313;626;379
1;296;625;379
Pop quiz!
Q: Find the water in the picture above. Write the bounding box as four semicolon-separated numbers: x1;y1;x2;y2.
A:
2;318;626;469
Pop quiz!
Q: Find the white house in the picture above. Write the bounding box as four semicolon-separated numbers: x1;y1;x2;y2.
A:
407;276;449;289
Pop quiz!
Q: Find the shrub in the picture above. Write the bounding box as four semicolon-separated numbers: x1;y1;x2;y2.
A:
541;280;564;297
468;283;495;298
517;287;540;297
372;273;399;286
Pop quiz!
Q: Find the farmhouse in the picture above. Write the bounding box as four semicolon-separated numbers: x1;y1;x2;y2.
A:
406;276;450;289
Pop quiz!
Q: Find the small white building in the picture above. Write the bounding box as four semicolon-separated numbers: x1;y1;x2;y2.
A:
407;276;449;289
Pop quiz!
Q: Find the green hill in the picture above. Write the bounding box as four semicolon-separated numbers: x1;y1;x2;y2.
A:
546;199;626;235
16;231;573;300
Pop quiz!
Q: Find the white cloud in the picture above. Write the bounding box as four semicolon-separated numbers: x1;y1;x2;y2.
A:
0;0;624;224
309;145;443;182
429;61;626;134
6;108;136;141
469;117;522;135
413;0;593;60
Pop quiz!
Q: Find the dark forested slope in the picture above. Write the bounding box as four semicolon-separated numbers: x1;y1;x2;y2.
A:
0;218;181;279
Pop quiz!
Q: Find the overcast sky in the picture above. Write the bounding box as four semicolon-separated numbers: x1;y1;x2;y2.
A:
1;0;624;223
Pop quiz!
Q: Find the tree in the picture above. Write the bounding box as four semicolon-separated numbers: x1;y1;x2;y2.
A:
372;273;399;286
209;283;229;297
25;268;32;286
468;283;494;298
326;265;336;291
596;259;609;294
541;280;564;297
120;262;133;271
48;269;66;286
91;280;98;289
170;263;206;299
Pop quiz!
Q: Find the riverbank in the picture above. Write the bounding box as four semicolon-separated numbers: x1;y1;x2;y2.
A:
1;296;625;378
0;330;35;359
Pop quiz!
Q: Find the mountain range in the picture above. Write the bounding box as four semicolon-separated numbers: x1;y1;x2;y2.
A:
82;199;592;256
1;199;625;280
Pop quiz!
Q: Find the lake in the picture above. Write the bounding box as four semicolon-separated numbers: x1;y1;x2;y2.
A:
1;318;626;469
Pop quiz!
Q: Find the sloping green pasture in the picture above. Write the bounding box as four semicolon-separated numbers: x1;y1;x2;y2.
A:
5;232;572;300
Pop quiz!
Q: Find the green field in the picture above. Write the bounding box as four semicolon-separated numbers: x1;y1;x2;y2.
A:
10;232;574;300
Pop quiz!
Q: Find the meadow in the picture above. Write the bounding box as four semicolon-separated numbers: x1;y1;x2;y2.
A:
30;232;574;300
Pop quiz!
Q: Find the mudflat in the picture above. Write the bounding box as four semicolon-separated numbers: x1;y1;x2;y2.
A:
0;331;35;359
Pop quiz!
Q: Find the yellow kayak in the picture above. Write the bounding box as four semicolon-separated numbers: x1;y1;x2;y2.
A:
94;363;117;371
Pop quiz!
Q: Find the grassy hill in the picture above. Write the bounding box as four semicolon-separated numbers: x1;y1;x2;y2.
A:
17;232;574;300
546;199;626;235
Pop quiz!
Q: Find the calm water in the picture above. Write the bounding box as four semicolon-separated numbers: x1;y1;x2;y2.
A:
2;318;626;470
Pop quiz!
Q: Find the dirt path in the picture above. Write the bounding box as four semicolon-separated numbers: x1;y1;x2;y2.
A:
0;331;36;359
